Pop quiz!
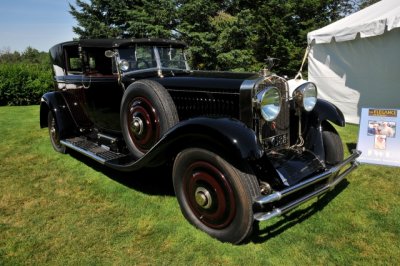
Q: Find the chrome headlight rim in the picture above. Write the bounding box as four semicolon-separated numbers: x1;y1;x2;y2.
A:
119;59;130;72
257;86;282;122
293;82;317;112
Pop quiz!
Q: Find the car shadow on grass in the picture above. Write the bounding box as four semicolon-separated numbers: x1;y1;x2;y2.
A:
67;149;352;244
250;179;349;244
68;150;175;196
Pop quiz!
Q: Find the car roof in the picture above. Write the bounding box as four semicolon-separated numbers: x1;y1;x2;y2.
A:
53;38;187;49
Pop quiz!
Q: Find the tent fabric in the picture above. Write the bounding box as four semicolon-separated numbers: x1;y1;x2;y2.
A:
307;0;400;124
308;0;400;44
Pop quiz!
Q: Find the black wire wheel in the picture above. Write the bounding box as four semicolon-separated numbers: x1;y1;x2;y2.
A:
47;111;66;154
173;148;260;244
120;80;179;159
322;122;344;165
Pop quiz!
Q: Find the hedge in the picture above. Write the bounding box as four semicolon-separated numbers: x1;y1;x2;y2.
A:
0;63;53;106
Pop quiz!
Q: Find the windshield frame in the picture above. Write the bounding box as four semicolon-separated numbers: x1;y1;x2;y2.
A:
116;45;190;76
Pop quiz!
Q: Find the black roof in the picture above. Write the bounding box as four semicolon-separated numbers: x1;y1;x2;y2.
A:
52;38;187;50
49;38;187;69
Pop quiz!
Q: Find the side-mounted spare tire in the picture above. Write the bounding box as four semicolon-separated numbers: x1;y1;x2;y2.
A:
120;80;179;159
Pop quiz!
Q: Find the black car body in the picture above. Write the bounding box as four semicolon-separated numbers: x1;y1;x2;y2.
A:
40;38;360;243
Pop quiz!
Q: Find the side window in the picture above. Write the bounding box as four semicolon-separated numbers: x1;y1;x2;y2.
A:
84;48;113;75
64;46;82;75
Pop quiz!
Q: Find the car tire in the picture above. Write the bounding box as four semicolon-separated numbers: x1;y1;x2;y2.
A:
48;111;66;154
322;122;344;165
172;148;260;244
121;80;179;159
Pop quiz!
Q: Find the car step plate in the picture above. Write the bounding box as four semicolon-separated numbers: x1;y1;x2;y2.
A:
60;137;127;164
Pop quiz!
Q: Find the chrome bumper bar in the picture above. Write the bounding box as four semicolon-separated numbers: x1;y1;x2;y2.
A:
254;150;361;221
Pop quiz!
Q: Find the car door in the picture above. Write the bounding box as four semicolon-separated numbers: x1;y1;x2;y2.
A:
80;47;123;132
61;44;93;128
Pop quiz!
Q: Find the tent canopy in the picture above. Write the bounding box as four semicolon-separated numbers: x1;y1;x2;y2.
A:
308;0;400;44
306;0;400;124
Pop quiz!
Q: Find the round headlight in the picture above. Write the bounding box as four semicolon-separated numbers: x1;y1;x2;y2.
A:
293;82;317;112
119;60;129;71
257;87;281;121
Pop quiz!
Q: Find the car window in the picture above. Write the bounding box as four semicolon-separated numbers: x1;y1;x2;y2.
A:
118;46;157;72
84;48;113;75
158;46;188;69
64;46;82;75
136;46;157;69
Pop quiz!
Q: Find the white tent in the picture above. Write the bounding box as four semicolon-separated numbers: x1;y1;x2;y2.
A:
307;0;400;124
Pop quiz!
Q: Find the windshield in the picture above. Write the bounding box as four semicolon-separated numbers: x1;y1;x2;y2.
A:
117;45;189;73
157;46;189;70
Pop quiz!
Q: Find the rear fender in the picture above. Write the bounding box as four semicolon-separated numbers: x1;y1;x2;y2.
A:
40;91;76;139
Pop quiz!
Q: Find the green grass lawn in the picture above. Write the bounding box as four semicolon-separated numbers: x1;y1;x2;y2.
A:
1;105;399;265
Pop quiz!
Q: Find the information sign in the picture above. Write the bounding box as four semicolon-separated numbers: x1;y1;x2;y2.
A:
357;108;400;167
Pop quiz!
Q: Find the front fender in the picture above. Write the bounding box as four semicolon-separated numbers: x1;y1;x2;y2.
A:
303;99;345;161
40;91;76;138
311;98;345;127
106;117;264;172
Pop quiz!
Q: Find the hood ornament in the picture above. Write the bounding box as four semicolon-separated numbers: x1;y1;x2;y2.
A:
260;56;280;77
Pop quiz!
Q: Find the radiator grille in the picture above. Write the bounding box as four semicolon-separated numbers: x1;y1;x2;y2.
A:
169;90;240;120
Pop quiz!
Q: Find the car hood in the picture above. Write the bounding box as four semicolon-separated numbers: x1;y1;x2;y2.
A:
152;70;259;92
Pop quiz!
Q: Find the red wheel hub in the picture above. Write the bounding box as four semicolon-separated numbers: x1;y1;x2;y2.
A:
183;161;236;229
127;97;160;152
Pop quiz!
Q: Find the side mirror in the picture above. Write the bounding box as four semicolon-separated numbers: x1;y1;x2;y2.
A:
105;50;116;58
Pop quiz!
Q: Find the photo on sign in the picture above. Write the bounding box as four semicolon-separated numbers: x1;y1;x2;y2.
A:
374;134;386;150
367;121;396;138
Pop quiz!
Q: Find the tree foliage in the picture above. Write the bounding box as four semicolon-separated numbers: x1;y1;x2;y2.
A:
0;47;52;106
70;0;357;76
69;0;177;38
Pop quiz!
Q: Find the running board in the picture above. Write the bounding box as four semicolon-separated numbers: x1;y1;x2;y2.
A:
60;137;128;164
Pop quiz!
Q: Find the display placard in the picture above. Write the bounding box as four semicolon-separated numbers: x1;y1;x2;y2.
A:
357;108;400;167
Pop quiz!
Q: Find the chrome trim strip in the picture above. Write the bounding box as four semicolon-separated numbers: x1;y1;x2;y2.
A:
60;140;106;164
254;150;361;221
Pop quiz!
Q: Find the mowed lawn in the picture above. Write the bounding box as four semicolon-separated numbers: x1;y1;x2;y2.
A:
1;105;399;265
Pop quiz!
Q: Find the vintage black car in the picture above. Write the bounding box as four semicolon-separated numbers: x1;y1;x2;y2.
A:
40;38;360;243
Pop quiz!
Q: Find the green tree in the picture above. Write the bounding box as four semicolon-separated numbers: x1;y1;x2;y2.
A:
125;0;177;38
69;0;130;38
209;10;260;71
0;48;21;64
69;0;357;75
175;0;220;69
69;0;177;38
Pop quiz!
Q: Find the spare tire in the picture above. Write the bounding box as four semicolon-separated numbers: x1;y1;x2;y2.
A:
120;80;179;159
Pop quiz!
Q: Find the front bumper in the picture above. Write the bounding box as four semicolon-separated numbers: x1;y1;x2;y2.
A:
254;150;361;221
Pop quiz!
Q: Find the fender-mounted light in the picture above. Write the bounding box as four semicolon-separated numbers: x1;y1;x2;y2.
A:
257;86;281;121
119;60;129;71
293;82;317;112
